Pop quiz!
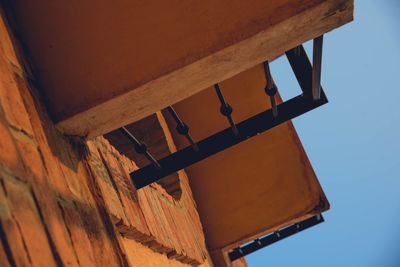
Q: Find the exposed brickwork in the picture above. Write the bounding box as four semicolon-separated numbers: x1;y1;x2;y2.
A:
0;5;213;267
104;113;182;199
86;137;208;265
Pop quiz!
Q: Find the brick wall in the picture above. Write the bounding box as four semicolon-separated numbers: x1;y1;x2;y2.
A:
0;6;218;267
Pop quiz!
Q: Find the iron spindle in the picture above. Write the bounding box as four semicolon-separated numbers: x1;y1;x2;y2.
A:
167;106;199;152
119;127;161;169
214;84;239;136
263;61;278;117
312;35;323;101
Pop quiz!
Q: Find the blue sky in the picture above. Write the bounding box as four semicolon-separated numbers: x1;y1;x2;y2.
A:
246;1;400;266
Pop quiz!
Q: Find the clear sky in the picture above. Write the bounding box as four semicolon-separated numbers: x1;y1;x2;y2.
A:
246;1;400;266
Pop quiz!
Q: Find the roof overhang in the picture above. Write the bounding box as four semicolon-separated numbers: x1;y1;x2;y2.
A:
7;0;353;138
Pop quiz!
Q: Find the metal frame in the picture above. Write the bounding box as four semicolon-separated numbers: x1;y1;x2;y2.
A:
228;214;324;261
128;37;325;189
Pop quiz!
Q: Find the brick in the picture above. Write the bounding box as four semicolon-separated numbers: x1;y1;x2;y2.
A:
57;144;90;200
13;136;82;267
15;77;74;198
13;134;44;182
102;151;151;237
85;144;130;228
97;151;133;227
144;189;174;253
1;175;57;266
13;76;91;267
74;201;124;267
155;194;182;255
29;183;81;267
182;213;204;262
0;111;24;177
58;200;96;267
9;91;126;266
0;176;31;266
173;209;192;261
0;7;23;73
137;189;163;247
0;53;33;136
0;236;11;267
161;199;184;257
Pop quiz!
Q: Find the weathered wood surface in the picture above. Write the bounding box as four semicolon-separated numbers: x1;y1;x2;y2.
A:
7;0;353;138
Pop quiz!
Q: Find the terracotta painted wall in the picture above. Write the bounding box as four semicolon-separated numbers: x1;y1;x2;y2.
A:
0;7;232;267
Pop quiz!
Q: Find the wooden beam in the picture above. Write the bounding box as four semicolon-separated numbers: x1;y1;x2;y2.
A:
10;0;353;138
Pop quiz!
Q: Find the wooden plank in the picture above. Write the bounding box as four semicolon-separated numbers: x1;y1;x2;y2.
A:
8;0;352;138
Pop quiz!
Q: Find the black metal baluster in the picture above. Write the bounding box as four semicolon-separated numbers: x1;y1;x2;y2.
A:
228;214;324;261
167;106;199;152
119;126;161;169
214;84;239;136
263;61;278;118
312;35;323;101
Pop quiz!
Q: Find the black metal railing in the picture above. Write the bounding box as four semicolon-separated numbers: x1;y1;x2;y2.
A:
118;36;325;189
228;214;324;261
